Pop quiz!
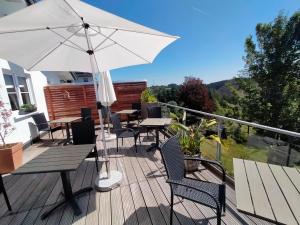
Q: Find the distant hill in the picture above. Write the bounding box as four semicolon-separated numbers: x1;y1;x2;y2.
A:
207;79;237;97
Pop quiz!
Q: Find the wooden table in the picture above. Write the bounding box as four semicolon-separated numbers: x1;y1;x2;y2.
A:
50;117;81;144
140;118;172;152
233;158;300;225
12;144;95;220
116;109;137;124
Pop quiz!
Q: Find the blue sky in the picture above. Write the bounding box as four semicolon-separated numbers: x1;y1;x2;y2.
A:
84;0;299;85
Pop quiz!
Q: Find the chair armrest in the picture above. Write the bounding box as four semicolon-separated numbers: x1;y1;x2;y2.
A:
114;128;135;133
166;179;220;209
184;156;226;182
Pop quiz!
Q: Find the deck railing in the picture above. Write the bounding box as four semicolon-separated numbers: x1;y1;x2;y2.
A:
159;102;300;173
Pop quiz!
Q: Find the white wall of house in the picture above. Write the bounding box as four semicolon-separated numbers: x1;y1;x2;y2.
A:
0;58;62;146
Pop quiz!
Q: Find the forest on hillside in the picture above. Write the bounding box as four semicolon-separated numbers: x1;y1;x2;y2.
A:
147;11;300;172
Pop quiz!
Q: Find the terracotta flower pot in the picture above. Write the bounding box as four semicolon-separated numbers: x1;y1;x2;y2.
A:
184;154;201;172
0;142;23;174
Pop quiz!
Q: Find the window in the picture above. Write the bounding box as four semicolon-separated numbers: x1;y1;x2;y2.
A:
4;74;34;111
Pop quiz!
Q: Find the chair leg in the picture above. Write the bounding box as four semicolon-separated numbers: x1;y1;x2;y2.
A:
223;190;226;213
122;137;123;146
170;191;174;225
134;137;137;153
217;208;221;225
0;175;12;211
138;134;141;145
94;147;99;172
50;131;54;142
116;138;119;152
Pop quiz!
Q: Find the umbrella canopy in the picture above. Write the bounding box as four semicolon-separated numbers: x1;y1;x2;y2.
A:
97;71;116;107
0;0;178;73
0;0;178;188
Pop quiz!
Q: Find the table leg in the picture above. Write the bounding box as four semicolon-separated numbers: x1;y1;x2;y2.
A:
41;171;92;220
0;174;12;211
147;127;161;152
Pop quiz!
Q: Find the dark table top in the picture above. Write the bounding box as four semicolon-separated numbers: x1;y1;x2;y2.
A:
12;144;95;175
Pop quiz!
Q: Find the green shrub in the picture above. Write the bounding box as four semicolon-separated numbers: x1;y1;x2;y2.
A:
141;89;158;103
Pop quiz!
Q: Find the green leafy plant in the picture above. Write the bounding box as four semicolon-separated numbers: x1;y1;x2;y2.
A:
172;118;221;156
20;104;37;113
141;89;158;103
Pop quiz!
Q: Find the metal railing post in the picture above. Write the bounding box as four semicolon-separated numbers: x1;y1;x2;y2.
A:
216;119;222;162
182;110;186;125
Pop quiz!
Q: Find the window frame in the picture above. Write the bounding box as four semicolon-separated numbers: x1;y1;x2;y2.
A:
3;73;35;111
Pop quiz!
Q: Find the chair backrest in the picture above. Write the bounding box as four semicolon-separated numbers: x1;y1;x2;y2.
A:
110;113;122;130
81;108;92;121
147;106;162;118
160;135;185;181
32;113;49;131
71;120;95;145
132;102;141;111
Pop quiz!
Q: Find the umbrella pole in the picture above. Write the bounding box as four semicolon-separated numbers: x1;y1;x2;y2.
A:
84;23;122;191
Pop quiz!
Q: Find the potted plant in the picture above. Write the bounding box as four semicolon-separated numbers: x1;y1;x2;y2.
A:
0;100;23;174
172;118;221;172
140;88;158;118
19;103;37;115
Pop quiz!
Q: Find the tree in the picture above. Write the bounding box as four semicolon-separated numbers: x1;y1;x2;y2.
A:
178;77;215;113
240;11;300;132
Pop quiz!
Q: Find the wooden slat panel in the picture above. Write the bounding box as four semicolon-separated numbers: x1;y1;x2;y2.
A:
44;81;147;122
256;162;297;225
269;164;300;223
283;166;300;193
233;158;254;214
244;160;275;221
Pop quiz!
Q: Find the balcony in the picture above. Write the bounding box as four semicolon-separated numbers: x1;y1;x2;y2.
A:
0;128;277;225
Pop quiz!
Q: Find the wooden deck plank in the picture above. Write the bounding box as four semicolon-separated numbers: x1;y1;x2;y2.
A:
98;191;111;225
283;166;300;193
233;158;255;214
139;180;167;225
130;182;152;225
120;185;139;225
244;160;275;221
269;164;300;224
111;187;125;225
256;162;297;225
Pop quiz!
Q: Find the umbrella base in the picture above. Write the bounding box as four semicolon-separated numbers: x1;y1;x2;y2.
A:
94;170;122;192
99;132;116;141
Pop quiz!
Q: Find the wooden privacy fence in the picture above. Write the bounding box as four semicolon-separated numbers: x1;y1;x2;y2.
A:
44;81;147;122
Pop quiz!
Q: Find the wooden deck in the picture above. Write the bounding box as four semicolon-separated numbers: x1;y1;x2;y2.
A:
0;130;275;225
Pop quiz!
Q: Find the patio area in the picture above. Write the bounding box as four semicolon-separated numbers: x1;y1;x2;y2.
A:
0;130;274;225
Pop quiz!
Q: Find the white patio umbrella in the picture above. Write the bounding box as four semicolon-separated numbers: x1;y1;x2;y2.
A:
0;0;178;190
97;71;116;136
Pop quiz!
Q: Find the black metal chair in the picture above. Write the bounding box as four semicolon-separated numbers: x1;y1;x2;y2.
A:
160;135;226;225
147;106;162;118
128;102;142;123
0;174;11;211
81;108;92;121
32;113;63;141
71;120;99;172
110;113;140;152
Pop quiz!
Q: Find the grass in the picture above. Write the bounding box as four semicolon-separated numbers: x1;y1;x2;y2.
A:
200;138;268;176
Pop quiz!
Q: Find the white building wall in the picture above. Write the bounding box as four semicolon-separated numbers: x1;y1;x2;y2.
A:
0;59;61;145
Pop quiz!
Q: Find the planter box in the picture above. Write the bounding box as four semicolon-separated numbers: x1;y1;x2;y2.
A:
0;143;23;174
184;154;201;172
